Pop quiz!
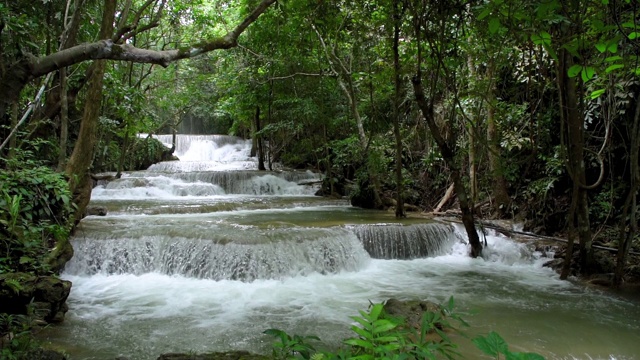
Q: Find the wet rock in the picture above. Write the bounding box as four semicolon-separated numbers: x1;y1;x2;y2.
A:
86;205;108;216
26;349;68;360
157;351;269;360
0;273;71;324
588;273;614;287
383;298;442;330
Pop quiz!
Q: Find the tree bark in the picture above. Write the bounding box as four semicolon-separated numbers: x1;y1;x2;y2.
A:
613;91;640;287
412;76;482;257
486;61;511;215
255;106;266;171
65;0;117;217
392;0;405;218
8;101;18;159
57;67;69;171
312;23;382;208
466;49;478;203
556;48;594;274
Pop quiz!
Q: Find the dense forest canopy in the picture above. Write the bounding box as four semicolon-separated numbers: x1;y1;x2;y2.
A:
1;0;639;286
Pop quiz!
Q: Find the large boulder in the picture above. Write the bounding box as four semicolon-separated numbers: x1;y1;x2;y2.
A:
0;273;71;324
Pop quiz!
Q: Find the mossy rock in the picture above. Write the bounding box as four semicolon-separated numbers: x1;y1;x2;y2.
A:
0;272;71;324
157;351;269;360
383;298;442;331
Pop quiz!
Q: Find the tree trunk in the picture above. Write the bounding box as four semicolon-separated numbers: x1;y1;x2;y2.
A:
255;105;266;171
467;50;478;203
613;92;640;286
8;101;18;159
57;67;69;170
65;0;116;224
486;61;511;215
392;0;405;218
556;48;594;274
412;76;482;257
312;24;382;208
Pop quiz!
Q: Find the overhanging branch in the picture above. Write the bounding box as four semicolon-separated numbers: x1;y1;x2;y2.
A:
29;0;276;79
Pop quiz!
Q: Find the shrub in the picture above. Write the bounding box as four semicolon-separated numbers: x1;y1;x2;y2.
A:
0;166;73;275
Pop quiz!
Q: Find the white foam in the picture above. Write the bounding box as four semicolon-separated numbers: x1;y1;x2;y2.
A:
92;176;225;199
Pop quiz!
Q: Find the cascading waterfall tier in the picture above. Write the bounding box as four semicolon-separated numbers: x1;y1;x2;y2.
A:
93;171;320;197
66;222;456;281
350;223;456;259
65;229;370;281
144;134;259;172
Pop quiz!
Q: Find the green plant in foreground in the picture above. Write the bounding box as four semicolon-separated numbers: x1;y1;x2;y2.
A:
265;298;545;360
0;312;39;360
472;332;544;360
264;328;320;360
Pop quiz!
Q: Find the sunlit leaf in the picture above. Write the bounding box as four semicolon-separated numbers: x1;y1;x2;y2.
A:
581;66;596;82
605;64;624;73
590;89;606;99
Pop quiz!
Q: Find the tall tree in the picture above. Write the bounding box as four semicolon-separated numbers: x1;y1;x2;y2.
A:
411;0;482;257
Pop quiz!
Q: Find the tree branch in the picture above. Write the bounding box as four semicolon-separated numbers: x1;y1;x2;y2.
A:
29;0;276;79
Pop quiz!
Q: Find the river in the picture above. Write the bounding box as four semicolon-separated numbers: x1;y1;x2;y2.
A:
40;135;640;359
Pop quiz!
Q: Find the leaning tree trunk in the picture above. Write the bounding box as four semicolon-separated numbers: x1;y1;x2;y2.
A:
412;76;482;258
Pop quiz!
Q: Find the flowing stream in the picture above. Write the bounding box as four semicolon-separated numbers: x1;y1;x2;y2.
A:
42;135;640;359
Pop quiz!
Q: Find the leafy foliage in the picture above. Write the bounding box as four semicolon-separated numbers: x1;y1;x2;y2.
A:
0;314;36;360
0;166;73;274
473;332;544;360
265;298;543;360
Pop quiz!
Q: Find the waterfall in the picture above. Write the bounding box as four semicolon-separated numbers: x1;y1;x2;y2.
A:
350;223;456;259
64;228;370;281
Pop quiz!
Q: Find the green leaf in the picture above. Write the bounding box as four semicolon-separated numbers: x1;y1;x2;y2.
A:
531;32;551;45
590;89;606;99
595;43;607;53
489;17;501;34
607;42;618;53
581;66;596;82
629;32;639;40
606;64;624;73
473;332;509;357
351;315;372;328
478;7;491;20
372;320;397;334
344;338;374;349
568;65;583;78
351;325;373;340
368;303;383;322
605;56;623;63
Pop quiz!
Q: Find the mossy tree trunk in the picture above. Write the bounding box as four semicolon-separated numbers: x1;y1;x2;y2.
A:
65;0;116;221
